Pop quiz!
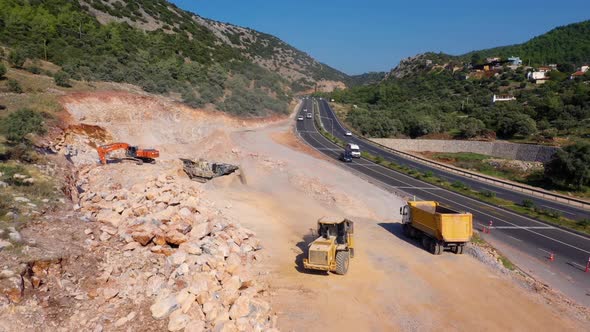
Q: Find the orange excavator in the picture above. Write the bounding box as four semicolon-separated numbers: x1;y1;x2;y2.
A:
96;143;159;165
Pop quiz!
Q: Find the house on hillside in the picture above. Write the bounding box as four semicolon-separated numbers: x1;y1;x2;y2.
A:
492;94;516;103
581;65;589;73
570;71;586;79
486;57;501;63
528;70;550;84
537;66;552;73
508;56;522;66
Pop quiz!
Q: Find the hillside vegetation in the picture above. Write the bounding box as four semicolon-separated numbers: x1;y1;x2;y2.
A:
0;0;348;116
462;20;590;66
323;20;590;142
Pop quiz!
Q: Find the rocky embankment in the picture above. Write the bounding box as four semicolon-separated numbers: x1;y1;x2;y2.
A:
1;159;277;332
75;164;277;331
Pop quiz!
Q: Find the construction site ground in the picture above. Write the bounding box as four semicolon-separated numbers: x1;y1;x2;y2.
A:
1;91;588;331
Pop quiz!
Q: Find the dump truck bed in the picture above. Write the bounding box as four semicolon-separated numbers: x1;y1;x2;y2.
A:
408;201;472;242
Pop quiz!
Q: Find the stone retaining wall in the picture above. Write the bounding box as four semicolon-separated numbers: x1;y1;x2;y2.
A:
370;139;559;163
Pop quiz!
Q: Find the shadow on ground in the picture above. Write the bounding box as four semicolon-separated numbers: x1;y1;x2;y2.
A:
378;222;453;254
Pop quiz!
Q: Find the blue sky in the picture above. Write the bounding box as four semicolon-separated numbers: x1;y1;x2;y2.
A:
170;0;589;75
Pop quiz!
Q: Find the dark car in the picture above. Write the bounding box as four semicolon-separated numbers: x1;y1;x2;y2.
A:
340;151;353;162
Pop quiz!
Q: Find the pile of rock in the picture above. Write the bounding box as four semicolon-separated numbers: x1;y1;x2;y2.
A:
76;168;277;331
485;159;544;173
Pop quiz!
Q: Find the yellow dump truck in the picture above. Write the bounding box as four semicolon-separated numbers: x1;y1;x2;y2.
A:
400;201;472;255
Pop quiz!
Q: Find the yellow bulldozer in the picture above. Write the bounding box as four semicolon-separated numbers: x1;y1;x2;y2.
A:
303;217;354;275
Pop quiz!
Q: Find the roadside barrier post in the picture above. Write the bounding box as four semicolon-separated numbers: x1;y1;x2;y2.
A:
488;220;493;233
549;252;555;262
586;257;590;273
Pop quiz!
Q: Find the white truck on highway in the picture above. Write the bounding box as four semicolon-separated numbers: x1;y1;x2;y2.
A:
345;143;361;158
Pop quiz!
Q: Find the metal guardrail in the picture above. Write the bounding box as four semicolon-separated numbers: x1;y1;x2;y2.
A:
320;101;590;211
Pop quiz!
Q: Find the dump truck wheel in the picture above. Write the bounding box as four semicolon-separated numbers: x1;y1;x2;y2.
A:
457;245;464;255
335;251;350;275
402;224;411;237
435;242;442;255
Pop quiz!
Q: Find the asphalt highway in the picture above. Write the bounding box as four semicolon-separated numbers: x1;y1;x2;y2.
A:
295;98;590;305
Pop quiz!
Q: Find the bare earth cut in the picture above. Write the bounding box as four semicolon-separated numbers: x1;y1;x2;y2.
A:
1;91;588;331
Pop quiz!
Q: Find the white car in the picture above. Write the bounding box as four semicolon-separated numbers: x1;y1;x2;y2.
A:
297;116;304;121
306;113;312;119
345;131;352;136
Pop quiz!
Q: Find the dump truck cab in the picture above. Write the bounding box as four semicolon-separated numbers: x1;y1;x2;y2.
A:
303;217;354;275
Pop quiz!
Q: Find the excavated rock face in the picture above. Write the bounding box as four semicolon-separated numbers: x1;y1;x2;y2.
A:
181;159;239;183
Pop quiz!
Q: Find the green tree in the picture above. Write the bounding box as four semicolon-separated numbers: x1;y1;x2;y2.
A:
54;70;71;87
496;113;537;138
470;53;481;65
545;142;590;189
0;108;46;142
458;118;485;138
0;63;6;78
8;49;25;68
7;79;22;93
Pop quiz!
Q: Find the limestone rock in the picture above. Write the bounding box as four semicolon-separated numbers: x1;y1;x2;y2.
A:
165;230;188;245
190;222;211;240
96;209;123;227
167;309;190;331
229;295;251;320
150;294;179;320
132;231;154;246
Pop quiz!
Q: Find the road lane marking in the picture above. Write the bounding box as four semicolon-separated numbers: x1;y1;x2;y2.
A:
508;235;523;242
569;261;586;269
538;248;552;255
540;205;576;216
390;187;446;190
491;226;555;229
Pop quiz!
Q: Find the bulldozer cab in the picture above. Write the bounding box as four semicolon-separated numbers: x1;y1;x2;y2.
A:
317;218;354;246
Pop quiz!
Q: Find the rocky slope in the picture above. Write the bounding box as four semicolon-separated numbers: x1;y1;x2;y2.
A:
79;0;348;91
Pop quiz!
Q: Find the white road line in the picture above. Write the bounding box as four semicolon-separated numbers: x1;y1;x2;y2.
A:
541;205;576;216
491;226;555;230
538;248;552;255
569;261;586;269
390;187;446;190
508;235;523;242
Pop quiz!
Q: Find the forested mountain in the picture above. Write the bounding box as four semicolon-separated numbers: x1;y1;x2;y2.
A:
0;0;349;116
322;21;590;143
462;20;590;67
